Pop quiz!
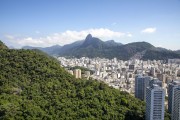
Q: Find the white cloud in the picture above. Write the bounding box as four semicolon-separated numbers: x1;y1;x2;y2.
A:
141;27;156;33
5;28;132;48
127;33;132;37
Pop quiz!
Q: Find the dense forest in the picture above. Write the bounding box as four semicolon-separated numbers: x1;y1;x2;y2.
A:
0;41;170;119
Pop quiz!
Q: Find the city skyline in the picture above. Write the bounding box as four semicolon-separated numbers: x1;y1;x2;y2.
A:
0;0;180;50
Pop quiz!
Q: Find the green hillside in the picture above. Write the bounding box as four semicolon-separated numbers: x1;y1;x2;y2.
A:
0;41;146;120
142;48;180;60
0;40;8;49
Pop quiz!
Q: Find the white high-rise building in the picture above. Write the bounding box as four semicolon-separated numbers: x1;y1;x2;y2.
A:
146;84;165;120
168;80;180;120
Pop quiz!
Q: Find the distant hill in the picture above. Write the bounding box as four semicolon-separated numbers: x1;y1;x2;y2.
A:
0;40;147;119
59;40;84;54
81;34;105;48
142;48;180;60
22;35;180;60
105;40;123;46
22;45;61;55
118;41;154;60
58;34;155;60
58;34;123;58
175;50;180;54
58;34;180;60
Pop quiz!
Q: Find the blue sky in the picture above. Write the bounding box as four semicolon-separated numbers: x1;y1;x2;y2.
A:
0;0;180;50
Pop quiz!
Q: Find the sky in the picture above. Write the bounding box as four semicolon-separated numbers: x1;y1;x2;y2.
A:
0;0;180;50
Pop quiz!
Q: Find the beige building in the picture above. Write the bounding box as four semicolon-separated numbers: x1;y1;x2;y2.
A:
68;70;74;75
74;69;81;78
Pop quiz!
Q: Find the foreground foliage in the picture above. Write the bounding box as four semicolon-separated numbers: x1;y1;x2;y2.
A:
0;47;146;120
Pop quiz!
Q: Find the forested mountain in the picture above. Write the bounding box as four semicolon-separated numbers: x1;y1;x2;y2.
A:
58;35;180;60
0;41;146;119
58;34;155;60
22;35;180;60
105;40;123;46
59;40;84;54
175;50;180;54
23;45;61;55
142;48;180;60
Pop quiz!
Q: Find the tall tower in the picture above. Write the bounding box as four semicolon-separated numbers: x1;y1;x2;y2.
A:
168;80;180;120
146;84;165;120
135;75;150;100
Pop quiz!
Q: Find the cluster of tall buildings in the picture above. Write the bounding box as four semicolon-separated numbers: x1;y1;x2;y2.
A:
135;75;180;120
57;57;180;120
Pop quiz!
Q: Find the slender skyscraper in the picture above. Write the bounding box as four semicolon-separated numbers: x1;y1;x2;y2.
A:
168;80;180;120
135;75;150;100
146;84;165;120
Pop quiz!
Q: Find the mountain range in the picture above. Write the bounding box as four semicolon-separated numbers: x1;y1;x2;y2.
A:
22;34;180;60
